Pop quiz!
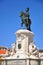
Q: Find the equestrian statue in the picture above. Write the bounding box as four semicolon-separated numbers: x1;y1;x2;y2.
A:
20;8;31;31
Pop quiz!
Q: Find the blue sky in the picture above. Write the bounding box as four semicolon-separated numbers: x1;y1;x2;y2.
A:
0;0;43;49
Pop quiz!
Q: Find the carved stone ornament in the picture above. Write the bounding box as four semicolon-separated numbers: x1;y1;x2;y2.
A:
29;42;39;57
17;34;26;42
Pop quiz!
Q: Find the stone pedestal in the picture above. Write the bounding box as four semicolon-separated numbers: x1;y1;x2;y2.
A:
15;29;34;55
5;29;40;65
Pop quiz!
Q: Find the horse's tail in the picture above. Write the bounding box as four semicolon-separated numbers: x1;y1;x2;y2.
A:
28;18;31;24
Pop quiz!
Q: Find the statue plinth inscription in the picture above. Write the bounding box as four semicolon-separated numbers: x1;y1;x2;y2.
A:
14;60;26;65
7;60;26;65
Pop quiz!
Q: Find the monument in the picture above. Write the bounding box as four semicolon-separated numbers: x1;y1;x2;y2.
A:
1;8;43;65
4;8;40;65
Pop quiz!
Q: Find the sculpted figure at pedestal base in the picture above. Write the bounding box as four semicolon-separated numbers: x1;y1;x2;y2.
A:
29;42;39;57
11;43;16;56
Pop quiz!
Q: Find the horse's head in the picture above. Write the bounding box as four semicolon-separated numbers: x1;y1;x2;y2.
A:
20;11;24;17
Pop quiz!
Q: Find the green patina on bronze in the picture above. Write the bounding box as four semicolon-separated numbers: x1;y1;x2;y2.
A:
20;8;31;31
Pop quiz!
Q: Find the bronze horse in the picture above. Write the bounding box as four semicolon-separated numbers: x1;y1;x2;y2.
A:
20;8;31;31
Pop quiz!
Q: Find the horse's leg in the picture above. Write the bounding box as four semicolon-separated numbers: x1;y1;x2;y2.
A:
21;21;24;26
27;25;29;30
27;24;31;31
29;24;31;31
